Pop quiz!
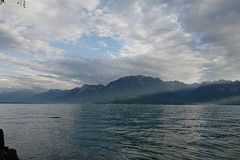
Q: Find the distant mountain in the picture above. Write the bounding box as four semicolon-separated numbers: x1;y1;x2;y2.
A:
60;75;191;103
112;79;240;105
56;84;104;103
100;75;164;102
104;75;190;92
23;89;68;103
1;75;240;104
112;91;187;105
186;80;240;104
100;75;191;102
20;75;192;103
0;89;40;102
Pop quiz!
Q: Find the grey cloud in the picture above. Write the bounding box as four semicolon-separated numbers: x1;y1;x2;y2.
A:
156;0;240;81
0;0;207;90
0;25;23;51
31;47;205;87
1;0;240;91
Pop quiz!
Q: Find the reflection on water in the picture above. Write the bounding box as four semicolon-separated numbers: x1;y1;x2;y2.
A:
0;104;240;159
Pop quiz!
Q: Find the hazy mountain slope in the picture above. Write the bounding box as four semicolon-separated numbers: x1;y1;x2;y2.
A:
55;75;192;103
111;91;187;105
55;84;104;103
0;90;40;102
112;80;240;105
100;75;165;101
186;81;240;103
23;89;68;103
100;75;191;102
1;75;240;104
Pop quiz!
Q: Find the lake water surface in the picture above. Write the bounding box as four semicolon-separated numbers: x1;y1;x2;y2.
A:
0;104;240;160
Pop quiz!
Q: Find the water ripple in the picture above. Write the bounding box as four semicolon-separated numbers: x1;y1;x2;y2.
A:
1;104;240;159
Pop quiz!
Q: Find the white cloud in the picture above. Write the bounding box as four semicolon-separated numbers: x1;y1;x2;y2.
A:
0;0;240;91
98;40;108;47
176;0;240;81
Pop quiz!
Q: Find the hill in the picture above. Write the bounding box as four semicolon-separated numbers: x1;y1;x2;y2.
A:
1;75;240;104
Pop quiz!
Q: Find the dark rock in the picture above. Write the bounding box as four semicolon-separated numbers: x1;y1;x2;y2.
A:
7;149;19;160
0;129;4;149
0;149;8;160
0;129;19;160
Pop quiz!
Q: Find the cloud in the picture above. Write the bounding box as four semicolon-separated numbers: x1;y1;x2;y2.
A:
98;40;108;47
0;0;240;91
0;24;27;51
176;0;240;81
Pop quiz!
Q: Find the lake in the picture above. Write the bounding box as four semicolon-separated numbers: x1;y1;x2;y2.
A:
0;104;240;160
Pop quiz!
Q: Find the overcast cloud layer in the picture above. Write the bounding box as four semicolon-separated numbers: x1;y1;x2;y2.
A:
0;0;240;91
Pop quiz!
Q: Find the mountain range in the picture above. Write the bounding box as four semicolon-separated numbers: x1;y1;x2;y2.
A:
1;75;240;105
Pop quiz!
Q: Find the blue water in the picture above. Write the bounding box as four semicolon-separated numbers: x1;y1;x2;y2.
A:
0;104;240;160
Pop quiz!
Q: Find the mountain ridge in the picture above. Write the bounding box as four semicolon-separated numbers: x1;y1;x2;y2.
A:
1;75;240;104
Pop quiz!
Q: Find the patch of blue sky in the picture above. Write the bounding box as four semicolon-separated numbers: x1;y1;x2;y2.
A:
5;51;30;59
0;19;5;23
191;32;207;51
0;71;17;76
0;65;18;76
0;64;39;76
51;34;122;59
196;44;207;51
5;51;20;57
170;9;207;52
17;25;35;39
193;32;202;44
26;25;35;30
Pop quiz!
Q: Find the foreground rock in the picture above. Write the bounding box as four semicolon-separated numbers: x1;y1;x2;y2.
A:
0;129;19;160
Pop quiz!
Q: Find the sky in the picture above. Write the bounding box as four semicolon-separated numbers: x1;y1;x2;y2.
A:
0;0;240;92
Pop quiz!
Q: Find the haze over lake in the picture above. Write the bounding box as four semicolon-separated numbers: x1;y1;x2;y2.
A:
1;104;239;160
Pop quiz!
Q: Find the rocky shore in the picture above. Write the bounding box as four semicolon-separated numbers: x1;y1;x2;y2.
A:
0;129;19;160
